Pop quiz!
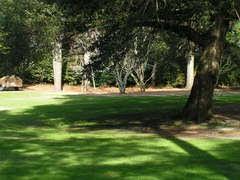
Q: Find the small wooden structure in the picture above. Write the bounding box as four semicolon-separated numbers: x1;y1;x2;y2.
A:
0;75;23;91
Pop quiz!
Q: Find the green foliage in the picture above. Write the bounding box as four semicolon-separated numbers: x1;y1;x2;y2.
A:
220;70;240;86
0;2;8;54
217;45;240;86
219;22;240;86
227;21;240;47
64;69;82;85
157;60;185;87
0;30;8;54
29;57;54;83
0;0;63;79
173;73;186;87
95;70;116;87
24;0;63;54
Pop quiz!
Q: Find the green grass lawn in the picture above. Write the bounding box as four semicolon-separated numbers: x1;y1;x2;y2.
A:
0;92;240;180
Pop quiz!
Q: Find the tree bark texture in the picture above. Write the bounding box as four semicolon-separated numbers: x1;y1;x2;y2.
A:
183;16;228;122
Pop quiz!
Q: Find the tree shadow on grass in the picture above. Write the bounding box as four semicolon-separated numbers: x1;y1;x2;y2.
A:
0;95;240;179
153;128;240;179
1;95;186;129
213;96;240;122
0;128;239;179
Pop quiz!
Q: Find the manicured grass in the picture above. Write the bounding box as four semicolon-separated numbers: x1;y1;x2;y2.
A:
0;92;240;180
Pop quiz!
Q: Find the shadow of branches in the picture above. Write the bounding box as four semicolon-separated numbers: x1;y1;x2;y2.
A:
0;94;240;179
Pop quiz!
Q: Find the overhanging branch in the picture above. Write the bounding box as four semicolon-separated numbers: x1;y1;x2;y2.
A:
134;20;211;46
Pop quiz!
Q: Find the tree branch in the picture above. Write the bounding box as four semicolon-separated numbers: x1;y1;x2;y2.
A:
234;8;240;20
134;20;211;46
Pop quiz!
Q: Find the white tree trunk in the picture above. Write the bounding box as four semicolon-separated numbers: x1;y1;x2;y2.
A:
53;40;63;92
151;62;157;87
81;51;91;92
91;67;96;89
186;50;195;89
84;51;91;65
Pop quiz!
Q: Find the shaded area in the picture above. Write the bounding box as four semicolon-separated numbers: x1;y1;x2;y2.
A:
0;93;240;179
1;95;186;128
212;96;240;128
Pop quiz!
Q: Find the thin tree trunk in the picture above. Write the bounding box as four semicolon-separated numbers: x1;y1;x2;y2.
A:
183;15;228;122
53;39;63;92
116;72;129;94
151;62;157;87
116;78;127;94
186;48;195;89
91;66;96;89
140;85;146;92
119;84;126;94
81;51;91;92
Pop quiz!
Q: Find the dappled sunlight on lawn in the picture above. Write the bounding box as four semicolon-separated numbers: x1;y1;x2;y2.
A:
0;92;240;179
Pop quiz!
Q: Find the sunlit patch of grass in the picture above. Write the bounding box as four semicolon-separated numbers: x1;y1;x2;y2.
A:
0;92;239;179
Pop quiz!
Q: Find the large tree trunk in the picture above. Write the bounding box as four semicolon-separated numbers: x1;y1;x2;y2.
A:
53;39;63;92
186;46;195;89
183;16;228;122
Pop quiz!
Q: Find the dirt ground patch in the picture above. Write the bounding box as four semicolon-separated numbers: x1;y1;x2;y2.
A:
24;84;190;95
125;120;240;139
158;124;240;139
24;84;240;96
